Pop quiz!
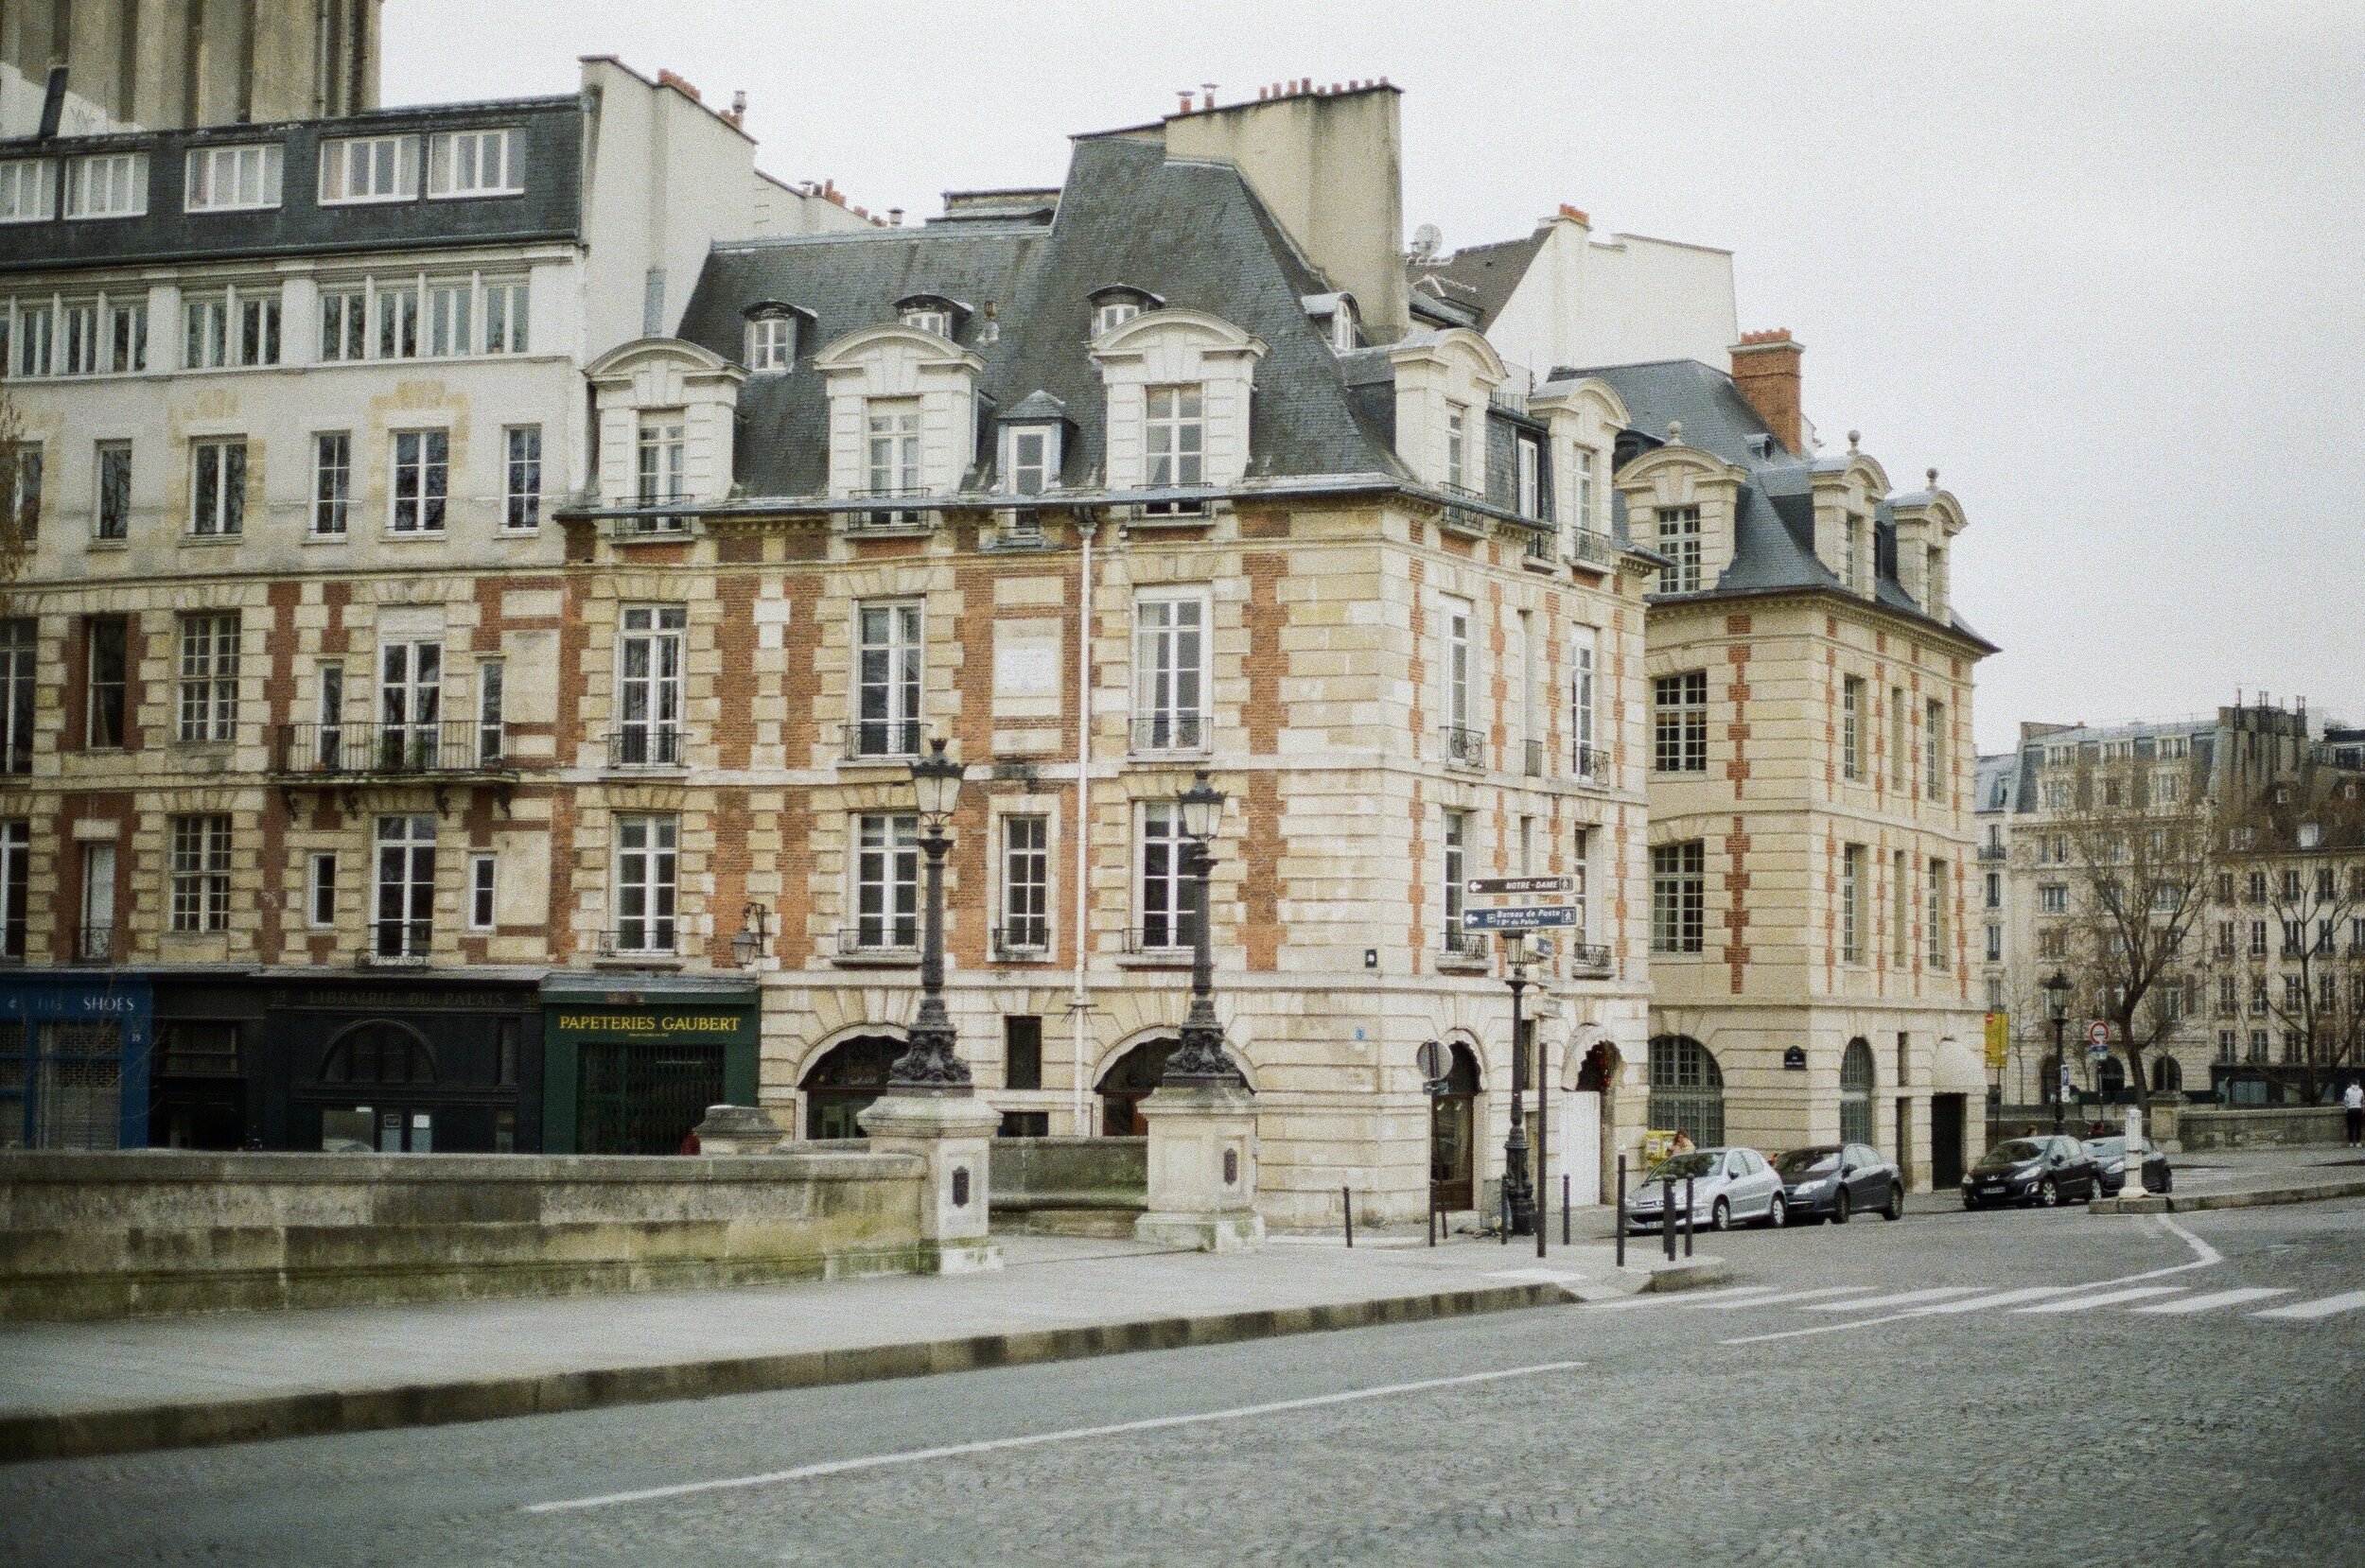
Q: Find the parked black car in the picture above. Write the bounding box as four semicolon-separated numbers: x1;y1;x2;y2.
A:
1773;1142;1904;1224
2084;1136;2173;1196
1960;1136;2100;1209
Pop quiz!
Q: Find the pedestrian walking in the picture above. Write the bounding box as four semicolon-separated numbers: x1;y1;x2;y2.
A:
2343;1081;2362;1149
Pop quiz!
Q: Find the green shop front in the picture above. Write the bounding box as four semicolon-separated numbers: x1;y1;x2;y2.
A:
540;974;760;1154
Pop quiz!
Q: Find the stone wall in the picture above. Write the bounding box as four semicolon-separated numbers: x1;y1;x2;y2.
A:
0;1148;927;1321
990;1136;1147;1213
2179;1106;2349;1151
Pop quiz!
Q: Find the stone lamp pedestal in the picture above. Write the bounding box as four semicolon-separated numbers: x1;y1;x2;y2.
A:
857;1094;1005;1274
690;1104;787;1156
1134;1081;1264;1252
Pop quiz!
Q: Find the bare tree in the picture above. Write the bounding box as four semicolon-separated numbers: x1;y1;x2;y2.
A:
0;388;36;609
2215;778;2365;1103
2048;751;2216;1098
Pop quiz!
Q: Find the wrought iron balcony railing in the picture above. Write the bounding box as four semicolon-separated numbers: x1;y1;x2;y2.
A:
846;490;933;530
274;721;510;778
1441;724;1484;768
597;923;680;959
1120;923;1197;957
1568;528;1620;570
1440;924;1488;961
836;925;919;958
69;925;119;965
1571;742;1609;784
992;922;1051;960
1568;942;1615;978
842;718;930;761
1131;713;1209;754
364;919;433;965
604;725;687;769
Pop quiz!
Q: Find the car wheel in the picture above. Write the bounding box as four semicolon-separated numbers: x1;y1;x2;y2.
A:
1710;1197;1731;1231
1883;1183;1904;1221
2036;1178;2059;1208
1832;1189;1851;1225
1765;1194;1787;1229
1962;1196;1980;1211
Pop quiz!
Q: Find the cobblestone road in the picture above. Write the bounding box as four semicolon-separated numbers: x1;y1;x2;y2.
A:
9;1198;2364;1567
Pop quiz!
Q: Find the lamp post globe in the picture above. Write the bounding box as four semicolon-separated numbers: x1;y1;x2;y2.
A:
888;740;972;1092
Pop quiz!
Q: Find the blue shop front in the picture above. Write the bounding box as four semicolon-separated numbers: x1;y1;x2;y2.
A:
0;970;154;1149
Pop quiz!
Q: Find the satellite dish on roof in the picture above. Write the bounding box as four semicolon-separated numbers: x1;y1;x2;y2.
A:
1410;222;1443;261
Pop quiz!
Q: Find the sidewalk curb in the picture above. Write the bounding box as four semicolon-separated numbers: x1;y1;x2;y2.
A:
2093;1176;2365;1215
0;1281;1572;1465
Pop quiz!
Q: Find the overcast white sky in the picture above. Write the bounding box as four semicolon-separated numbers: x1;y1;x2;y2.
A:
385;1;2364;755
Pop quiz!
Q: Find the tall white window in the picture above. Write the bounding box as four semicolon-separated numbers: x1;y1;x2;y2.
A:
390;429;447;533
1652;840;1705;954
10;302;53;376
1657;507;1702;594
482;278;528;353
1928;859;1951;967
1842;676;1865;781
635;413;686;530
468;854;498;932
1516;610;1539;763
64;151;145;218
169;814;233;932
1002;425;1057;496
320;283;366;361
854;601;922;758
315;664;344;767
428;128;521;198
1000;815;1050;953
1926;699;1947;801
1653;671;1708;774
1444;402;1468;491
1843;514;1866;591
1576;446;1598;529
374;814;436;959
864;399;920;499
95;441;131;540
612;815;677;954
1443;809;1470;952
1138;803;1197;951
184;287;279;369
189;439;245;536
1842;844;1866;964
1143;384;1204;514
377;639;442;769
745;312;795;371
0;619;31;775
374;280;420;359
1570;624;1600;779
318;135;417;202
476;659;506;764
307;851;339;930
616;604;687;766
426;280;471;357
854;812;920;950
311;431;350;536
0;158;54;221
1515;436;1541;518
1133;592;1207;752
1442;595;1478;764
503;425;541;531
1890;688;1909;791
184;143;283;212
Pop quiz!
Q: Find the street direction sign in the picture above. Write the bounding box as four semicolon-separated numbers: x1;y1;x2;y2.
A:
1463;905;1579;932
1466;876;1574;897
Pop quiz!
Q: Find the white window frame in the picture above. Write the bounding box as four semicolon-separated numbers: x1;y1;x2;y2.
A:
617;604;688;766
1001;423;1059;497
184;143;284;213
1137;802;1196;952
863;399;921;498
1443;402;1468;491
853;601;923;758
745;312;795;372
389;428;449;534
1570;623;1599;778
2040;883;2068;915
611;816;678;953
1132;589;1209;754
1443;809;1469;950
901;307;952;337
1093;299;1140;336
168;813;233;933
1143;383;1206;508
377;638;443;769
311;430;351;536
1652;840;1706;955
482;276;528;354
1927;858;1951;968
64;151;145;218
427;128;521;199
999;813;1051;954
635;411;687;529
94;439;131;541
476;658;506;765
373;813;436;960
319;282;367;362
1842;843;1866;964
182;285;280;370
1926;699;1947;801
317;134;418;204
189;437;246;536
853;811;920;951
1515;435;1541;519
1653;670;1708;775
1442;594;1478;756
1842;676;1864;781
503;424;541;531
0;158;54;222
1657;506;1702;593
307;851;339;930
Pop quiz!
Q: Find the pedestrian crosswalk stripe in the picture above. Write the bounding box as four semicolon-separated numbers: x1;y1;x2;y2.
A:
1681;1285;1878;1310
1803;1286;1980;1312
2129;1287;2290;1315
1905;1285;2077;1315
2250;1289;2365;1322
2012;1285;2189;1314
1583;1284;1775;1310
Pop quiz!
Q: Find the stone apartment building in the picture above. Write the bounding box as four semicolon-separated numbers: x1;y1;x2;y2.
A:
0;58;866;1153
1979;702;2365;1109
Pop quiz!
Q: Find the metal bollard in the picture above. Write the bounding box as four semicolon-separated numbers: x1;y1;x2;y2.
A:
1428;1181;1438;1247
1684;1176;1695;1258
1343;1185;1354;1248
1662;1176;1676;1262
1614;1156;1627;1268
1500;1190;1510;1245
1563;1174;1571;1247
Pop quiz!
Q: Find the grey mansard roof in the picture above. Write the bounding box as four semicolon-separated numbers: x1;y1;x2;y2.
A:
1570;357;1995;652
675;133;1408;498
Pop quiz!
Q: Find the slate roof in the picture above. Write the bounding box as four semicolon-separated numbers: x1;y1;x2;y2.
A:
674;132;1407;498
1973;753;2019;815
1410;227;1548;332
1567;357;1995;651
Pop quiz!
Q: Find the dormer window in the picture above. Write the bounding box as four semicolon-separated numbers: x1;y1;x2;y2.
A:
1144;385;1205;514
319;135;418;204
1002;425;1060;497
184;143;282;212
1088;285;1163;339
427;128;521;199
902;307;951;337
1843;514;1866;592
745;311;796;372
894;293;965;341
1445;403;1469;492
1515;434;1542;519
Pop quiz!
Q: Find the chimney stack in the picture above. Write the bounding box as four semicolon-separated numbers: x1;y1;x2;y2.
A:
1730;329;1804;457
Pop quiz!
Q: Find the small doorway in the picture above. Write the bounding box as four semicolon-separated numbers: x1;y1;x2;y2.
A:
801;1036;902;1140
1429;1042;1481;1211
1573;1039;1619;1209
1096;1037;1180;1135
1931;1094;1967;1189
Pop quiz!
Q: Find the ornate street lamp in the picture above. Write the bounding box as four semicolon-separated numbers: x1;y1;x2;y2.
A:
2043;968;2073;1135
729;902;772;969
887;739;972;1091
1163;771;1241;1085
1499;932;1535;1238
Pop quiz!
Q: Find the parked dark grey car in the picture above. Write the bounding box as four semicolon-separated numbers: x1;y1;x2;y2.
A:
1960;1135;2100;1209
1773;1142;1904;1224
2085;1136;2173;1196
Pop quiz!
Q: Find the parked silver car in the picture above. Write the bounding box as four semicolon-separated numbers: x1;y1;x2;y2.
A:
1623;1147;1788;1232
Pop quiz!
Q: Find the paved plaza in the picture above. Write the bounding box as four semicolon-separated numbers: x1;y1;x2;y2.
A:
7;1194;2364;1566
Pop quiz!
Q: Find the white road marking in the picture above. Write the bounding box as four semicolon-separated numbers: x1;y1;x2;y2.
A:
2130;1287;2290;1315
1679;1285;1878;1310
2251;1290;2365;1322
523;1359;1585;1515
1803;1287;1982;1312
2012;1285;2189;1314
1903;1285;2080;1315
1582;1285;1776;1311
1485;1268;1589;1285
